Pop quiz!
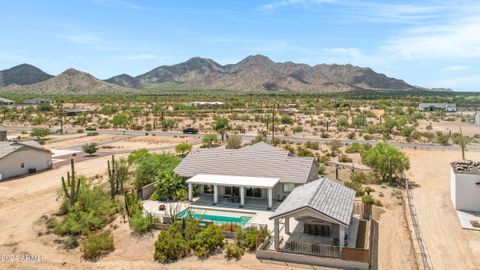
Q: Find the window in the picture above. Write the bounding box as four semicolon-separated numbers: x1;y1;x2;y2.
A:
246;187;262;198
203;185;214;194
224;187;239;196
283;183;295;193
20;163;25;168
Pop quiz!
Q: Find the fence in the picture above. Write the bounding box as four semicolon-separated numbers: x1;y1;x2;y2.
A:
283;241;340;258
405;179;434;270
369;219;379;270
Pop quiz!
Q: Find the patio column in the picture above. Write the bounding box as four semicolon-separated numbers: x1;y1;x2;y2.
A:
274;218;280;250
285;217;290;234
268;188;273;209
188;183;193;201
339;225;345;252
240;186;245;207
213;185;218;205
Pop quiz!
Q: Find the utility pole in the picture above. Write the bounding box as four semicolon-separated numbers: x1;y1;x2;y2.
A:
272;104;276;142
460;127;466;160
59;103;64;135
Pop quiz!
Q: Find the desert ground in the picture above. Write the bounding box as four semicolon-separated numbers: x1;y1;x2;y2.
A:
0;156;333;270
404;148;480;270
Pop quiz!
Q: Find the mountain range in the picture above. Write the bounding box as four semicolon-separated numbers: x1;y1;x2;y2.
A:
0;55;449;95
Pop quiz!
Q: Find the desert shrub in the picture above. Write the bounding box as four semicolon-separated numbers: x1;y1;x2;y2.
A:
244;227;269;251
320;131;330;138
224;242;245;259
292;125;303;134
130;213;157;233
77;129;84;133
54;184;119;236
347;131;356;139
345;142;366;153
363;134;372;140
296;146;314;157
345;181;364;197
190;224;224;257
87;131;99;136
350;172;375;184
304;141;319;150
226;135;242;149
436;132;450;145
280;115;294;124
362;194;375;204
64;236;79;250
81;231;114;261
338;154;352;163
154;227;190;263
318;164;326;175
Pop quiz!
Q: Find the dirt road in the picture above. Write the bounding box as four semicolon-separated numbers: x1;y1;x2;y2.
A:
404;149;480;270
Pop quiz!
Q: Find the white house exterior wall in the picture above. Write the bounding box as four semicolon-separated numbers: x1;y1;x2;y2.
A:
451;168;480;211
0;148;52;179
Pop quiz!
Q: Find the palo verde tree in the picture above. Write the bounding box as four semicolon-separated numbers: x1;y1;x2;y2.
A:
61;159;81;207
31;127;51;141
361;142;410;182
175;143;192;157
212;116;229;141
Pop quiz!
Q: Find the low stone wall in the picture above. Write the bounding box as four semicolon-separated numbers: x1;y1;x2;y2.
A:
256;248;369;270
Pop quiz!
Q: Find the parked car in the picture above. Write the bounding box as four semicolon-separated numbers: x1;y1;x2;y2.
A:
183;128;199;134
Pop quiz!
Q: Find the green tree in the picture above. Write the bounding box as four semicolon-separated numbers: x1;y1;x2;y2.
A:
161;118;175;130
202;134;219;148
155;172;186;201
112;112;130;128
82;143;98;156
212;117;229;141
175;143;192;156
361;143;410;182
31;128;51;140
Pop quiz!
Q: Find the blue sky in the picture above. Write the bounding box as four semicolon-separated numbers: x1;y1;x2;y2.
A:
1;0;480;91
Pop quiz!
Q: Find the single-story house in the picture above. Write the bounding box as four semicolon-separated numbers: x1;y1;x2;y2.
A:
23;98;55;105
0;97;15;106
0;141;52;180
418;103;457;112
451;161;480;211
64;108;86;116
174;142;319;209
185;101;225;109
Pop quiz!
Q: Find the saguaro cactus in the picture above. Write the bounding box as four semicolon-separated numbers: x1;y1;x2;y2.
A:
108;155;119;199
61;159;81;207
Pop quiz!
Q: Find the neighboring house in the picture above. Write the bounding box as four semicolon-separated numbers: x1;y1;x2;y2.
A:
23;98;55;105
174;142;319;209
0;97;15;106
451;161;480;211
474;112;480;126
418;103;457;112
64;108;85;116
0;141;52;180
185;101;225;109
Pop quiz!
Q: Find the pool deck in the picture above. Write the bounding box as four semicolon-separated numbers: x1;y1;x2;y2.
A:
142;200;274;228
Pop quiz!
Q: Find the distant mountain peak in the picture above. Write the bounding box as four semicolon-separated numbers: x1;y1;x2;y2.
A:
0;63;53;87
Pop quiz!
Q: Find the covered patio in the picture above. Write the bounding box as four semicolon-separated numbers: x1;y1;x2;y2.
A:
186;174;279;209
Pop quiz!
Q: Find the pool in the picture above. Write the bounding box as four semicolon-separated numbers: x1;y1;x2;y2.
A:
177;208;255;227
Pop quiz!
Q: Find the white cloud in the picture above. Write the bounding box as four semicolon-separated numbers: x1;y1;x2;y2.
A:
384;16;480;60
438;74;480;91
443;65;470;72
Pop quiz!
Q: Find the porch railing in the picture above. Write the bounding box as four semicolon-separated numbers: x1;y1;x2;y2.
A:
283;241;340;258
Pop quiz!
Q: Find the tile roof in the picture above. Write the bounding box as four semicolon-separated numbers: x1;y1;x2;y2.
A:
270;178;355;226
174;142;317;184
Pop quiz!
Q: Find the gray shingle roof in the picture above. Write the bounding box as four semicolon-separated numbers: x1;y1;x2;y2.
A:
0;141;50;160
270;178;355;226
174;142;317;184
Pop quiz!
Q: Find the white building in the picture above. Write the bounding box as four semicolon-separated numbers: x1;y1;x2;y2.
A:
0;97;15;106
474;112;480;126
0;141;52;180
451;161;480;211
